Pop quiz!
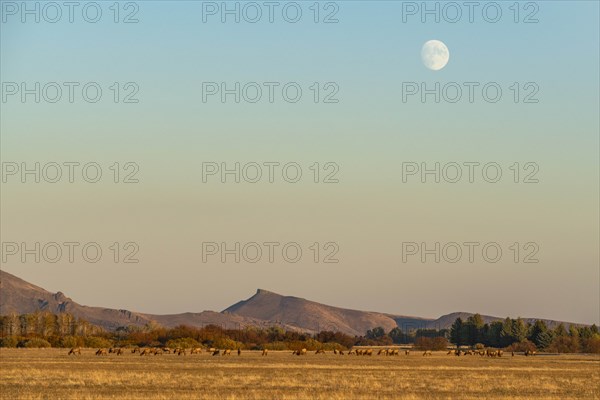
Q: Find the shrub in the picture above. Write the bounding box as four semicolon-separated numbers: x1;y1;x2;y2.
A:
0;336;19;348
582;335;600;354
547;336;579;353
166;338;200;349
60;335;84;348
263;341;288;351
414;337;448;351
21;338;52;348
212;337;243;350
506;339;537;353
84;336;113;348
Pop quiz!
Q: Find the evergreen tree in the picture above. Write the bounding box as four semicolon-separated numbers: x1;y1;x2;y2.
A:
511;318;528;343
500;318;514;347
528;320;549;347
450;318;465;347
465;314;484;345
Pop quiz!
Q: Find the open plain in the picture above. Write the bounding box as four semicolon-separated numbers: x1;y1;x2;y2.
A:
0;348;598;400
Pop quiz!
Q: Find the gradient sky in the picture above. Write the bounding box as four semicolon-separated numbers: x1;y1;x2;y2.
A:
1;1;598;325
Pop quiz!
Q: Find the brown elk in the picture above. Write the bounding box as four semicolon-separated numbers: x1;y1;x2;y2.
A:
96;348;108;356
333;349;338;355
238;348;242;356
212;350;220;356
405;350;410;356
378;349;388;356
176;348;187;356
190;347;202;354
162;347;172;354
293;348;307;356
315;349;326;354
68;347;81;355
422;350;432;356
262;349;268;356
222;349;231;356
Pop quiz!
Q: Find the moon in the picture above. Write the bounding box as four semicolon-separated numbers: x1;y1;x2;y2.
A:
421;40;450;71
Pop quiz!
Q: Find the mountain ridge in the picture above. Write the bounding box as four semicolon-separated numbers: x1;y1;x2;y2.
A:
0;270;587;334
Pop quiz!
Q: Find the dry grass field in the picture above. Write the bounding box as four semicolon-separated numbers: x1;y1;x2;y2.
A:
0;348;598;400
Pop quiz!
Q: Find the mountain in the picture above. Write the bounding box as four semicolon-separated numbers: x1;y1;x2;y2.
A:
0;270;153;329
224;289;402;336
0;270;587;334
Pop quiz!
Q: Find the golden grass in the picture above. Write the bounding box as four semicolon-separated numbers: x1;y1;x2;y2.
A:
1;348;598;400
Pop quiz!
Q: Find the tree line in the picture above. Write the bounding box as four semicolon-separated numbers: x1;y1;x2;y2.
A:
449;314;600;353
0;311;598;353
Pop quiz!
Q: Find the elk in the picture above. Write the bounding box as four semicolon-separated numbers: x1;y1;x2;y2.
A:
315;349;326;354
339;350;345;355
222;349;231;356
390;349;399;356
333;349;338;355
162;347;172;354
131;347;141;354
422;350;432;356
378;349;388;356
405;350;410;356
447;350;454;355
212;350;220;356
176;348;187;356
68;347;81;355
190;347;202;354
497;350;503;357
96;348;108;356
365;349;373;356
238;349;242;356
262;349;268;356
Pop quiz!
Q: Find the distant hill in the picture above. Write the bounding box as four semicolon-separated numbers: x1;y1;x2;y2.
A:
0;270;587;334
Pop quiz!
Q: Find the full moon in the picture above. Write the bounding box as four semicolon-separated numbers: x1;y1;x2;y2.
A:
421;40;450;71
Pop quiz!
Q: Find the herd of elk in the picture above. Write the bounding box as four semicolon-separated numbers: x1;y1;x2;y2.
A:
71;346;538;359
